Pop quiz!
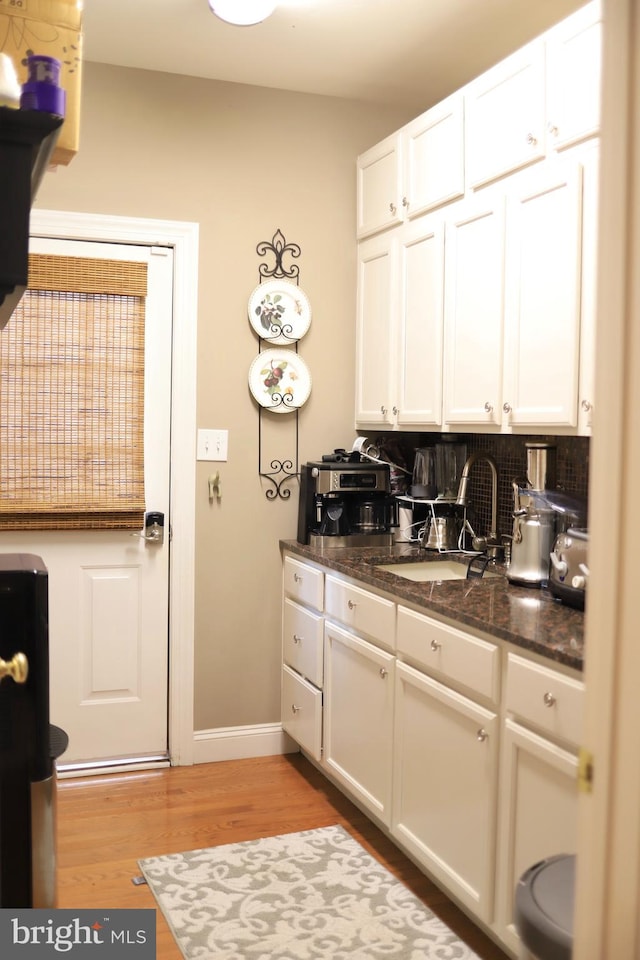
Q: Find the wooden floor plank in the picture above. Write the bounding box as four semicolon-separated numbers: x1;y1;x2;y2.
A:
55;753;509;960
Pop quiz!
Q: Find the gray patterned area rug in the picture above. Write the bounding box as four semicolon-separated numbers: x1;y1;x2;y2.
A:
138;824;481;959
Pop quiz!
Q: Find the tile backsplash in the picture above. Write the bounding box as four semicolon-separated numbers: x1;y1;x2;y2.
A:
371;432;590;541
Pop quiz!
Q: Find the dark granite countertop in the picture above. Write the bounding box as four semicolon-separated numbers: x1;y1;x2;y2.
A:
280;540;584;672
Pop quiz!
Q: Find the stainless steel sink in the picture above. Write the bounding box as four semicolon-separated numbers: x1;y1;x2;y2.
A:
375;560;499;582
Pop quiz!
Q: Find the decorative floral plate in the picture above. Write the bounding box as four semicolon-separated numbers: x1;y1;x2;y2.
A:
248;349;312;414
248;280;311;344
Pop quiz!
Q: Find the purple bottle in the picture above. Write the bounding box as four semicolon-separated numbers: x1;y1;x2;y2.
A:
20;54;66;117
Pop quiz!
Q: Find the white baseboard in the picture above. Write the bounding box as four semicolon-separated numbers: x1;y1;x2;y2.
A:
192;723;299;764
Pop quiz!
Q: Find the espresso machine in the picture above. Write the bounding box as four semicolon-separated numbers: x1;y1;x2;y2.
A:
297;458;395;548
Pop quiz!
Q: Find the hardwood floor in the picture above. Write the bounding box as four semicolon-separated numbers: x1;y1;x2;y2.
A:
56;753;509;959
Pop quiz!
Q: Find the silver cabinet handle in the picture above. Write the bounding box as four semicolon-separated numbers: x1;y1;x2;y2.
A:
430;638;441;652
380;405;387;416
477;728;489;742
543;691;556;708
484;401;493;413
402;196;409;208
503;402;512;414
548;122;559;137
347;599;357;610
526;133;538;145
293;635;302;644
291;704;300;714
379;667;389;679
293;573;302;583
392;405;399;415
581;399;592;412
389;202;397;215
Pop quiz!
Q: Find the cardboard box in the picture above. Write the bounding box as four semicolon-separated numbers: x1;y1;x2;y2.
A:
0;0;82;165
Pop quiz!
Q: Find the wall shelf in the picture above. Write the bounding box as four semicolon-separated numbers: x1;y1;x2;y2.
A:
0;107;63;329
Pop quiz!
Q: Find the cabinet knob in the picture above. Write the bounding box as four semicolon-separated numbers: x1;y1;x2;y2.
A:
430;638;441;652
380;405;387;417
347;599;357;610
293;634;302;644
548;122;559;137
389;202;397;215
503;402;512;414
581;399;592;412
293;573;302;583
402;196;409;208
543;691;556;708
476;728;489;742
0;652;28;685
291;703;300;714
392;405;399;416
526;132;538;146
379;667;389;679
484;401;493;414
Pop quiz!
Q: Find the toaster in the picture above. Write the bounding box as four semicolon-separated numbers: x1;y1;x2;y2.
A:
549;527;589;610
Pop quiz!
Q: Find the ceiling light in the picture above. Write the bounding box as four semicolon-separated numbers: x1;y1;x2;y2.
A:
208;1;278;26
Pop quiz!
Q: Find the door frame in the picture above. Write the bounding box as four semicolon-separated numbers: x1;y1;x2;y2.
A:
30;208;198;767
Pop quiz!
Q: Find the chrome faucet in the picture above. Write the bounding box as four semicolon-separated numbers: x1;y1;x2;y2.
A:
455;453;500;552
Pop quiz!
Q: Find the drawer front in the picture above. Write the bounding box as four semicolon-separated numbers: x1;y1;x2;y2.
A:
282;664;322;761
283;598;324;687
283;556;324;611
396;605;499;702
324;575;396;651
505;653;584;747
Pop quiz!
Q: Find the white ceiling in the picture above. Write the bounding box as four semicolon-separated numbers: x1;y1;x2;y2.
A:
83;0;586;115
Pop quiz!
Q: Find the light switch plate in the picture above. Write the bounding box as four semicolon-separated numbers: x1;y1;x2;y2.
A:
197;429;228;461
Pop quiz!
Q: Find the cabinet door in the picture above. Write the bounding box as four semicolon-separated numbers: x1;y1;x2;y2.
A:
502;162;582;427
357;133;403;239
355;232;397;427
466;39;546;189
495;718;578;955
578;141;599;433
546;0;602;152
392;661;498;921
443;194;505;426
323;622;395;825
403;92;465;219
396;216;445;426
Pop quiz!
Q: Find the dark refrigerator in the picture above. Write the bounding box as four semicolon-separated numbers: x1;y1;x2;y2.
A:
0;553;67;907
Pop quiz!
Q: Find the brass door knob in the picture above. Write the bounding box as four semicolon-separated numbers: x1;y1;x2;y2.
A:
0;652;28;684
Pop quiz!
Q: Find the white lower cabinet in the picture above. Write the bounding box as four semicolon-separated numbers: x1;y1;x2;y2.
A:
323;620;395;826
494;719;579;954
392;661;499;922
281;555;583;957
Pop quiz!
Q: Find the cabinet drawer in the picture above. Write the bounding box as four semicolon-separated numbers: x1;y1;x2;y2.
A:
505;653;584;747
324;575;395;651
283;598;323;688
397;605;499;702
281;664;322;761
283;556;324;612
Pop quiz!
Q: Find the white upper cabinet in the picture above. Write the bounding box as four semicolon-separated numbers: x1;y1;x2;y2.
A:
355;231;397;426
443;193;506;427
357;94;465;239
356;133;403;239
546;0;602;152
402;92;465;220
355;216;445;429
502;161;583;427
465;39;546;190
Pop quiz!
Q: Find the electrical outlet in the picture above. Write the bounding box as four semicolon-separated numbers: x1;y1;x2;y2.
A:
197;429;228;461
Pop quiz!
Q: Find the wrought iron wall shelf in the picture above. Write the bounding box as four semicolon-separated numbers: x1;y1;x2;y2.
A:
251;229;307;500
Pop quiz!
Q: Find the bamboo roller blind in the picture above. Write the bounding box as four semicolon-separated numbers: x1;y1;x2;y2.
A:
0;254;148;530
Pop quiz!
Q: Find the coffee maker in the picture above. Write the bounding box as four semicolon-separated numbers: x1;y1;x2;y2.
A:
297;459;395;548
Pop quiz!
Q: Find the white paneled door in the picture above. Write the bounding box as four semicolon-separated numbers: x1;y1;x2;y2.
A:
0;237;173;767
